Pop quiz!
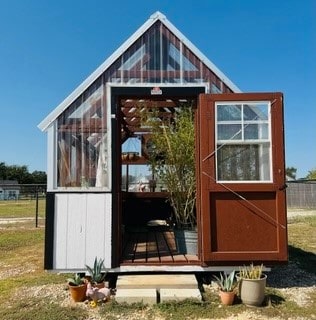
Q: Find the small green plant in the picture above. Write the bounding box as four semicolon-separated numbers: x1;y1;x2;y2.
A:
213;270;236;292
67;273;84;286
85;257;106;284
239;263;263;279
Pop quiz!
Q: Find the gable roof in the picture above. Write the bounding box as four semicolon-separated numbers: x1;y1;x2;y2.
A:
38;11;241;131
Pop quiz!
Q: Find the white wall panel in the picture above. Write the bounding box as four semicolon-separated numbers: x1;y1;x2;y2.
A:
54;194;68;269
85;194;112;268
66;194;87;268
54;193;112;270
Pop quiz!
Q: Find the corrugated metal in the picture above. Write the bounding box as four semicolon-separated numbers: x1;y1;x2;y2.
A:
54;193;112;270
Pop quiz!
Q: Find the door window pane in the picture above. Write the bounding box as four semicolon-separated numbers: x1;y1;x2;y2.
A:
244;123;269;140
217;104;241;121
216;102;271;182
217;124;242;140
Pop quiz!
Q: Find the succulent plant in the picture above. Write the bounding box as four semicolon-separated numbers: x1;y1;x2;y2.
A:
213;270;236;292
85;257;106;284
67;273;84;286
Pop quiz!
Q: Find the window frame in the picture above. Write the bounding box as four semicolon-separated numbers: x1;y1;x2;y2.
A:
215;101;273;183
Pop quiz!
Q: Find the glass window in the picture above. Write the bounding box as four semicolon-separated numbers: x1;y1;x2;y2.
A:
216;102;271;182
56;81;110;189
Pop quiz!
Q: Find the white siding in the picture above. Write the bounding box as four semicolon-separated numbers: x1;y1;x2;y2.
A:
54;193;112;270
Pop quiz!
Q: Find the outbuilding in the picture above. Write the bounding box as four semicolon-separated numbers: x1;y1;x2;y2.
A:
0;180;20;200
39;12;287;273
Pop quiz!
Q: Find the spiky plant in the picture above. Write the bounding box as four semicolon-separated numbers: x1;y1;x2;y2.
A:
67;273;84;286
85;257;106;284
213;270;236;292
239;263;263;279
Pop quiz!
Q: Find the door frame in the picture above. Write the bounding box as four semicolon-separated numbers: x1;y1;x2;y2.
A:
108;83;208;267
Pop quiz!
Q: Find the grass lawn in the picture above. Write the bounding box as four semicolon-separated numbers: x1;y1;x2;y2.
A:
0;199;46;218
0;212;315;319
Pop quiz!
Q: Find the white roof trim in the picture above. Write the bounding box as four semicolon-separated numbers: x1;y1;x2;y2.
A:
38;11;241;131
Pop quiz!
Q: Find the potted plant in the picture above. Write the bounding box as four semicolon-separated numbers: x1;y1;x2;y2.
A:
141;105;197;254
237;263;267;306
213;270;237;305
85;257;107;288
67;273;87;302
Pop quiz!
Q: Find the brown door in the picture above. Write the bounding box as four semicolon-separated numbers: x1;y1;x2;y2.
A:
197;93;287;265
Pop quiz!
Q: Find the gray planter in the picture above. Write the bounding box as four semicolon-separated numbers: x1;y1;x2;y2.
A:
174;229;197;254
239;274;267;306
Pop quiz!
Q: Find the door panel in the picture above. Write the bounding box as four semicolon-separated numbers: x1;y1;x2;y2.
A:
198;93;287;265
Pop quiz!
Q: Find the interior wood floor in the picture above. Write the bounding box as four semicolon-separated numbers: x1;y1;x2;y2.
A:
121;226;199;265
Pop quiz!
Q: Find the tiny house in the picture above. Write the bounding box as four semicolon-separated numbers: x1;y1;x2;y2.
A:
39;12;287;272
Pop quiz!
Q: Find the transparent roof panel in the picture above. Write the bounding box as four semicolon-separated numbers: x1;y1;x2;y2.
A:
106;21;226;85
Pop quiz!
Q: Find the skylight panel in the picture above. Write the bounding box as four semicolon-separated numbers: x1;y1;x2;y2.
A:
119;45;146;71
169;43;197;71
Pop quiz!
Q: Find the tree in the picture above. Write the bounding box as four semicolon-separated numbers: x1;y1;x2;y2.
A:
5;165;32;184
286;167;297;180
305;168;316;180
0;162;6;179
0;162;47;184
31;171;47;184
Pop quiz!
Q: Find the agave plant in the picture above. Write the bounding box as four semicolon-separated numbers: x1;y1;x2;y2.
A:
213;270;236;292
85;257;106;284
67;273;84;286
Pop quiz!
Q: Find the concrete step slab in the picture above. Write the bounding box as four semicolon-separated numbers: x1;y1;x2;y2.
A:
115;288;157;305
116;274;198;289
115;274;202;304
160;288;202;302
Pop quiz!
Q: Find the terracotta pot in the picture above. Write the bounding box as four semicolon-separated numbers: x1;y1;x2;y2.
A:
219;290;235;305
68;283;87;302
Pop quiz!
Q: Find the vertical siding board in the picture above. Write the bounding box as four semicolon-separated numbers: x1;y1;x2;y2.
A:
54;194;69;269
66;194;87;269
104;194;112;268
85;194;106;266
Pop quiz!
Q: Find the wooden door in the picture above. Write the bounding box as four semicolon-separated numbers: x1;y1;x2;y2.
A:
198;93;287;265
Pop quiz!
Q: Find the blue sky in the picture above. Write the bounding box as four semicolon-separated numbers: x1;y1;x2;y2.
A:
0;0;315;178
